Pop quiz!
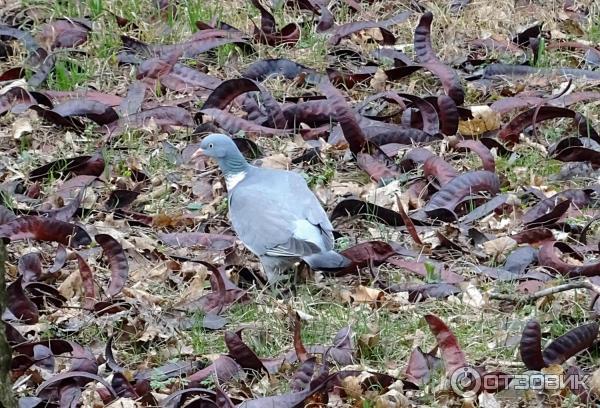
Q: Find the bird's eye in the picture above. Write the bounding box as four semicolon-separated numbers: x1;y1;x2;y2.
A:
209;143;213;148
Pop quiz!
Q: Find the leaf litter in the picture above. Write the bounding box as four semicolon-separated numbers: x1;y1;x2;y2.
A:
1;0;600;407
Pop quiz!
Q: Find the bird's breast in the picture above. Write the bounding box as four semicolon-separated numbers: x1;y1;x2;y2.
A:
225;171;247;190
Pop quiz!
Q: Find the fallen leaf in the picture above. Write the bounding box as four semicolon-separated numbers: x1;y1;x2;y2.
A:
370;69;388;92
12;116;32;139
341;375;363;399
458;106;501;136
482;237;518;261
461;282;485;308
352;285;384;304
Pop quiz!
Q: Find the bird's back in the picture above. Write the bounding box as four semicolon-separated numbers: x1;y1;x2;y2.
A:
228;166;334;257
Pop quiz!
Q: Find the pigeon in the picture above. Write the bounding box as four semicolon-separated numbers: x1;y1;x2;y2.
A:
192;133;350;283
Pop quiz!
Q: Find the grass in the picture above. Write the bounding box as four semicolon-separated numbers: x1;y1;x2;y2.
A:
186;282;552;401
183;0;224;32
46;57;91;91
87;0;104;17
496;146;563;190
534;37;549;68
587;18;600;43
305;157;336;188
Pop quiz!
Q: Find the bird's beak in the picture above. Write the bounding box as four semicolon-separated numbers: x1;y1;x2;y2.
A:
191;147;205;160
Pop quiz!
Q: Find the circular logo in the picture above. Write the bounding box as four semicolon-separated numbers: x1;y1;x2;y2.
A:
450;366;481;397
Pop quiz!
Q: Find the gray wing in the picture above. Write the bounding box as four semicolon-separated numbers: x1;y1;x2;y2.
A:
228;171;333;257
287;173;335;250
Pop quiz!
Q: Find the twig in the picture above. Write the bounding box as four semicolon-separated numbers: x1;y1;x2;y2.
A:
0;240;18;408
489;280;600;303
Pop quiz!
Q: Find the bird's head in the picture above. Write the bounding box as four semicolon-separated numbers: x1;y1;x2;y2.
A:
192;133;238;160
191;133;249;175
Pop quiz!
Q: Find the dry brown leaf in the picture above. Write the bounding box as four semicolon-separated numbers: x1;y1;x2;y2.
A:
12;117;33;139
122;287;166;306
589;367;600;396
370;69;388;93
375;388;412;408
358;333;380;355
341;375;363;399
81;388;107;407
461;282;485;308
176;270;209;305
317;181;365;202
58;270;82;298
541;364;564;376
365;180;402;210
482;236;518;261
138;324;163;342
363;27;384;42
255;153;292;170
336;287;354;304
540;364;567;398
129;234;159;252
462;397;478;408
352;285;384;304
458;106;500;136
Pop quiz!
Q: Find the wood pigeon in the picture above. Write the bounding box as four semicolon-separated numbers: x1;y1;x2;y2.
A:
192;133;350;283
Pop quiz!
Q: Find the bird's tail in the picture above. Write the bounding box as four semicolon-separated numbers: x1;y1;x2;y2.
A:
303;250;351;271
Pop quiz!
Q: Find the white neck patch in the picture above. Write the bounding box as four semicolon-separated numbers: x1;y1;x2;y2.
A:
225;171;246;190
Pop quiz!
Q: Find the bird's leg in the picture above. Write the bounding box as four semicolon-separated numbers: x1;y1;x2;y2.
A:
264;265;292;299
265;268;283;286
269;280;294;299
262;256;303;298
291;262;315;297
287;265;297;297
